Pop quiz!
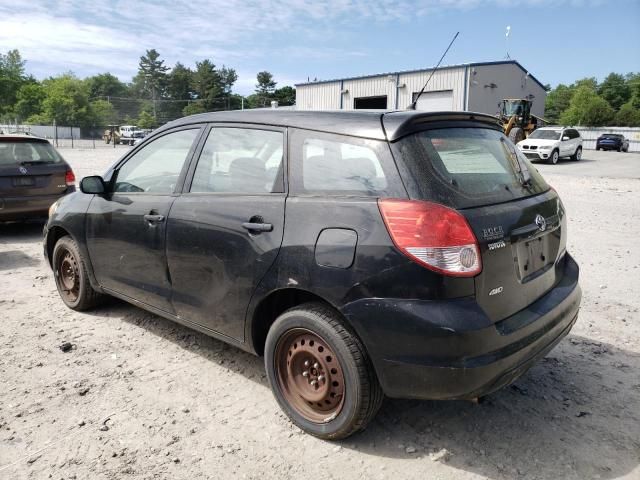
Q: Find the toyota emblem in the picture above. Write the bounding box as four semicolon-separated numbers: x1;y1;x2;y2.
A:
535;214;546;232
18;166;28;175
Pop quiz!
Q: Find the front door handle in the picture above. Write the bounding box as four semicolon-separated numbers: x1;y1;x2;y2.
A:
242;222;273;233
144;214;165;224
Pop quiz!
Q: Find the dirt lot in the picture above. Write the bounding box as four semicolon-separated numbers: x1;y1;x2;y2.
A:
1;148;639;480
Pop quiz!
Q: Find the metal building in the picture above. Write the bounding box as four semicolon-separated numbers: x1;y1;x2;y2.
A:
295;60;547;117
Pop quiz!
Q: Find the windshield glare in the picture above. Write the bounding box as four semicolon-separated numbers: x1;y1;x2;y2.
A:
0;141;63;166
391;127;549;209
529;130;561;140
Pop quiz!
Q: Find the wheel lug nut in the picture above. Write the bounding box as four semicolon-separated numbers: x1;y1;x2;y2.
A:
304;360;310;368
302;371;309;377
317;375;324;382
313;362;319;369
310;380;317;386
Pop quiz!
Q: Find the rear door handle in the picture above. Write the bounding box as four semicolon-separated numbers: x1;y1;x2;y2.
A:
144;214;165;224
242;222;273;233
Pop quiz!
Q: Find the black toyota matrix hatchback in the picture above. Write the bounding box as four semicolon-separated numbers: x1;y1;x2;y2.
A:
44;110;581;439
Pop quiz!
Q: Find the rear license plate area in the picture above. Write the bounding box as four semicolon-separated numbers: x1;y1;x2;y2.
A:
515;236;553;282
13;177;35;187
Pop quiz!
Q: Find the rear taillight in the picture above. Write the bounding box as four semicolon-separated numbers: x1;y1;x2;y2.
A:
378;199;481;277
65;169;75;186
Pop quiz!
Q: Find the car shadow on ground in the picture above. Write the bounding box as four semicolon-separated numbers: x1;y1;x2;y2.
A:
85;298;640;480
0;221;46;245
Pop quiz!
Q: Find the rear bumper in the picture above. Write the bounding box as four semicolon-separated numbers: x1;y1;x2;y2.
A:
0;191;72;221
342;253;581;400
596;143;620;150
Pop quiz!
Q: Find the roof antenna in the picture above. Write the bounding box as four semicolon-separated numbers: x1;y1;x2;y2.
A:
408;31;459;110
505;25;511;59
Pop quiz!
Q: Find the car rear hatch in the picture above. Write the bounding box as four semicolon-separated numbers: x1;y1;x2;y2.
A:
0;137;71;197
389;121;567;323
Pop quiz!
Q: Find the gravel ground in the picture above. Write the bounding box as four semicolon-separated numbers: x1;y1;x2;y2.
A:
1;148;639;480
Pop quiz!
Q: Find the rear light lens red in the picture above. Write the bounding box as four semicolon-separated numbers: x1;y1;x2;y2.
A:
65;169;75;186
378;199;482;277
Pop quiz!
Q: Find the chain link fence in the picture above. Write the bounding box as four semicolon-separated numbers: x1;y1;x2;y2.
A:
1;95;294;149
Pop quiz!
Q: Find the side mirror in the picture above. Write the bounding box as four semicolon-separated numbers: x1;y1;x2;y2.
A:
562;136;570;141
80;175;106;194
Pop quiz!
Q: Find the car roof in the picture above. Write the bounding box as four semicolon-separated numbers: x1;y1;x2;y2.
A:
160;109;502;142
0;133;49;142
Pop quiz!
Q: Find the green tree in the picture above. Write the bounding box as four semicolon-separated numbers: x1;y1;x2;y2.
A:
90;99;117;125
137;109;157;129
573;77;598;91
40;73;93;126
544;84;574;123
182;101;207;116
167;62;193;100
192;60;221;110
256;71;276;94
218;66;238;96
615;101;640;126
274;86;296;106
132;49;169;119
560;86;614;126
85;73;128;99
598;73;631;111
14;82;46;121
0;49;27;118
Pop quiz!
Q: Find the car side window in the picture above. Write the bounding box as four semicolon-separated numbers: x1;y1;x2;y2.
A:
114;129;199;194
190;127;284;194
290;129;403;197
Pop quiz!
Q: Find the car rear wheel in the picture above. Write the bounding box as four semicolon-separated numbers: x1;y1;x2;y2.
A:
548;149;559;164
571;146;582;161
265;303;383;440
52;236;103;311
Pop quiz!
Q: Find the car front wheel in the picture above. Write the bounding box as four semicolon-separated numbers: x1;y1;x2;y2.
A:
52;236;103;311
265;303;383;440
548;149;559;164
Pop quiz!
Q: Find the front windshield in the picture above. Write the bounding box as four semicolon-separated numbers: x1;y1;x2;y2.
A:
0;140;64;166
529;129;561;140
504;102;524;116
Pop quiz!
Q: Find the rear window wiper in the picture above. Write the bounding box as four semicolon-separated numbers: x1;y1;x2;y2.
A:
500;138;530;188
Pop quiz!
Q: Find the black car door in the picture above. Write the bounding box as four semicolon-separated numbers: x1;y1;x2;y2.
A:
166;124;287;341
85;126;203;313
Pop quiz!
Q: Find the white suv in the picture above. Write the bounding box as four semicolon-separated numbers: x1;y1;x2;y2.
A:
517;127;583;164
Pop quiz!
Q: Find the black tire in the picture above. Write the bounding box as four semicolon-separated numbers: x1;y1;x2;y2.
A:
617;146;622;152
508;127;525;144
547;149;560;164
265;302;383;440
570;146;582;161
596;147;600;151
52;236;103;311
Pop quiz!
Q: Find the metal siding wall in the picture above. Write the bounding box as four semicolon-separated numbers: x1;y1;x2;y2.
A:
296;67;466;111
341;77;396;110
576;127;640;152
397;68;466;110
467;64;547;117
296;82;341;110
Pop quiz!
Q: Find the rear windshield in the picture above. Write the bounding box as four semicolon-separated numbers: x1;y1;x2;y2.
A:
602;134;622;139
391;128;549;209
528;129;561;140
0;140;64;166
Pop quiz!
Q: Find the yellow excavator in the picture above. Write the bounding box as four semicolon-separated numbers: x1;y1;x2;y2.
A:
500;98;547;144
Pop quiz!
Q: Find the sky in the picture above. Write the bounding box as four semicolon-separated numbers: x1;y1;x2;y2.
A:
1;0;639;95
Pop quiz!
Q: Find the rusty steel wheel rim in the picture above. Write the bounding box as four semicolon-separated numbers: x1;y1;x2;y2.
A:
56;249;80;303
275;328;346;423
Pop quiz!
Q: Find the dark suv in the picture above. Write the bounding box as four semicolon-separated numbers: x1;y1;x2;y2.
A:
44;110;581;439
596;133;629;152
1;134;75;221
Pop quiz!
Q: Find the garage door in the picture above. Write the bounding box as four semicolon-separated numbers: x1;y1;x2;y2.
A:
415;90;454;112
